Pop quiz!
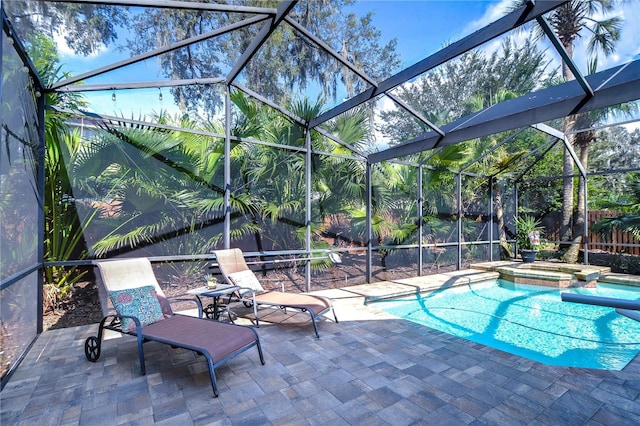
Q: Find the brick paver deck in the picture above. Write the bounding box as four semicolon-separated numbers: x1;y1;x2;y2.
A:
2;270;640;425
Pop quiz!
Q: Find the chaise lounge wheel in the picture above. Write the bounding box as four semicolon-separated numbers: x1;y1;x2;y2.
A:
84;336;101;362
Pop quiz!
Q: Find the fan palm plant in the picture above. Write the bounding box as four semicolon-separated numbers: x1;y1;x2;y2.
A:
83;114;253;258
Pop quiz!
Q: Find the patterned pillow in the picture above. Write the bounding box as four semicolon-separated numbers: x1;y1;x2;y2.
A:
227;270;265;293
108;285;165;332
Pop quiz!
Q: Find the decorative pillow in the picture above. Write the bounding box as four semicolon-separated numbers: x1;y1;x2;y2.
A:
227;270;264;293
108;285;165;332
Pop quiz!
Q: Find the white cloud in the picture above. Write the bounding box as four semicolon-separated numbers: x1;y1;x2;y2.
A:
53;29;108;59
463;0;513;35
595;1;640;70
623;122;640;132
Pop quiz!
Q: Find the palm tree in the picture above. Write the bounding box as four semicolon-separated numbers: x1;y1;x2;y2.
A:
524;0;624;262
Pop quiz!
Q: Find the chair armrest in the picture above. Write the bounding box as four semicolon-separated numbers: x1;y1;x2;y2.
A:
168;296;204;319
235;286;257;299
114;314;143;334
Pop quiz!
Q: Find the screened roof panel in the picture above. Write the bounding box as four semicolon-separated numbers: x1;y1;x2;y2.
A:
3;0;271;85
3;0;129;61
76;57;172;86
537;4;640;77
3;0;639;173
388;29;550;112
374;92;439;150
70;82;227;122
518;137;565;179
312;97;384;157
235;20;375;112
343;0;501;70
588;125;640;174
564;101;640;137
452;128;536;177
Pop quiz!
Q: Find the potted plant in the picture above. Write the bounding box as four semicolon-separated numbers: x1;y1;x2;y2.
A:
515;215;543;263
205;273;217;289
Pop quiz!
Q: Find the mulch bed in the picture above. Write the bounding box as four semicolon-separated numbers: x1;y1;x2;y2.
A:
43;281;104;331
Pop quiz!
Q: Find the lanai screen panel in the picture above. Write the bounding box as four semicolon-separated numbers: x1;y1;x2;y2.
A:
309;150;369;288
515;134;565;257
494;177;516;260
421;164;458;272
72;79;229;123
2;0;264;78
577;104;640;264
229;143;306;253
236;19;374;119
73;47;242;121
68;121;227;259
587;167;640;266
0;31;41;384
460;174;490;258
375;94;433;149
367;161;419;281
588;122;640;176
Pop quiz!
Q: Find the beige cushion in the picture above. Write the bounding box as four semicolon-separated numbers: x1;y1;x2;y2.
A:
227;270;264;293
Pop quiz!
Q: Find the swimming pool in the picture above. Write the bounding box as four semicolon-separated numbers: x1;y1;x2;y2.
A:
376;279;640;370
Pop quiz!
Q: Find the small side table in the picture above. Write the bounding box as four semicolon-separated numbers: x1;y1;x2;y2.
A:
188;284;239;321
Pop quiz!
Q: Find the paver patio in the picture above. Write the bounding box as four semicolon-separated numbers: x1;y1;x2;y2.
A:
2;270;640;425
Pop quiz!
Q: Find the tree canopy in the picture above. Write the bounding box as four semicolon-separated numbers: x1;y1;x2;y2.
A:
378;38;552;145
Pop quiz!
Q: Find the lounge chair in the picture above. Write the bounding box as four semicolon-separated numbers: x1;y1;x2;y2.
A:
84;257;265;397
212;248;338;338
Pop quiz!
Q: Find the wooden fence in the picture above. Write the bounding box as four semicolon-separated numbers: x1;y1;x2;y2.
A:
544;210;640;255
588;210;640;255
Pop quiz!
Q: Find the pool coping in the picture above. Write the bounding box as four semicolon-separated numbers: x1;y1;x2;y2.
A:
314;269;501;304
311;262;640;305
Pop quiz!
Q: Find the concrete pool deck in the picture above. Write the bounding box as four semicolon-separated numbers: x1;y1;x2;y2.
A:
2;266;640;425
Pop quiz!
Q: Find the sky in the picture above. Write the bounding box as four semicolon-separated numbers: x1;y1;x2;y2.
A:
347;0;640;137
51;0;640;128
350;0;640;72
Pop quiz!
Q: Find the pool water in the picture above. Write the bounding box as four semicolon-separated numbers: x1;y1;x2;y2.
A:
376;280;640;370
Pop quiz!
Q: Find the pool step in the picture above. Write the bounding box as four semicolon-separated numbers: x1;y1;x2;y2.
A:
599;272;640;287
497;266;574;287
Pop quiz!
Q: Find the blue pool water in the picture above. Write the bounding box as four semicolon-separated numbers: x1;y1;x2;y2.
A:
376;280;640;370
